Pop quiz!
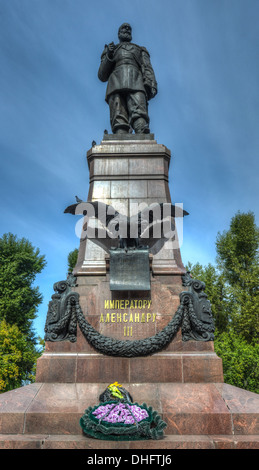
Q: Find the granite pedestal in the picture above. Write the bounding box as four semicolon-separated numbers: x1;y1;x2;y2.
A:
74;134;184;275
36;135;220;385
0;135;258;449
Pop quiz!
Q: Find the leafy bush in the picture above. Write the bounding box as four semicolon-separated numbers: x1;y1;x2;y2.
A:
214;329;259;393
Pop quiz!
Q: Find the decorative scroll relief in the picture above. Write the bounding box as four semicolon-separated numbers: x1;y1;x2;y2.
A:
44;273;78;342
181;271;215;341
44;272;215;356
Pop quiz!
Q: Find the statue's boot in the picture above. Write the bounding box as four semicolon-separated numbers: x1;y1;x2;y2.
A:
133;117;150;134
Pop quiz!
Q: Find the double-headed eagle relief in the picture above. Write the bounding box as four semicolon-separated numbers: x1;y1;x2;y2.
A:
64;200;189;253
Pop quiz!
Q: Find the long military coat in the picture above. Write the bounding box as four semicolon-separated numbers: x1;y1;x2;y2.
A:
98;42;157;102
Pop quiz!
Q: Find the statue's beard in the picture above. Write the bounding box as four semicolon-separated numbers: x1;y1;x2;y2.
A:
119;32;132;42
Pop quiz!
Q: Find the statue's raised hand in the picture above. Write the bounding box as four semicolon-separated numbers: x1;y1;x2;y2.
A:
107;42;116;59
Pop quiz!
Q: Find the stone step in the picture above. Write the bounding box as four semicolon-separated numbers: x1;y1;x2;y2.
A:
0;382;258;438
0;433;258;449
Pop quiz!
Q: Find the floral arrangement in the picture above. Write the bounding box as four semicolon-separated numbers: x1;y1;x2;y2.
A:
80;382;167;441
92;402;149;425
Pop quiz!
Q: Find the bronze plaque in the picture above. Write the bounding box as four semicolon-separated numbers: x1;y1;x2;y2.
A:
109;248;150;291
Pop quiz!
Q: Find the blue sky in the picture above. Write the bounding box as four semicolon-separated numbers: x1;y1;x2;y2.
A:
0;0;258;339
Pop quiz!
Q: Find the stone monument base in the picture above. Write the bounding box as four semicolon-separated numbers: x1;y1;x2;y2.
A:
35;271;224;384
0;381;258;449
1;268;258;448
1;133;258;449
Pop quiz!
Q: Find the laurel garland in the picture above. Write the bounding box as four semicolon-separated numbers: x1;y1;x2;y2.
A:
74;296;184;357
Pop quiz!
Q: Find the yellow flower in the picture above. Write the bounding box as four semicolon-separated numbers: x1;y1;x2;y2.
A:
108;381;124;399
109;381;122;388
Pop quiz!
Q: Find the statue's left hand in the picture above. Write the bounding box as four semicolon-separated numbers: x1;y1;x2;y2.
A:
150;87;157;98
146;86;157;100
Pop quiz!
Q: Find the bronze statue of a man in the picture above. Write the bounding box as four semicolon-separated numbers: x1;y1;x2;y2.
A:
98;23;157;135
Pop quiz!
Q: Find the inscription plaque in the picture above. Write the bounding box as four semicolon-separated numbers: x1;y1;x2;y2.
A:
109;248;150;291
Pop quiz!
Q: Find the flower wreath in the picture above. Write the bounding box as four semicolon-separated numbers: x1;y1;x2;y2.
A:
80;382;167;441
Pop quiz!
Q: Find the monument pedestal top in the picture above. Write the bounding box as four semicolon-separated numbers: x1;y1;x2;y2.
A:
74;136;184;277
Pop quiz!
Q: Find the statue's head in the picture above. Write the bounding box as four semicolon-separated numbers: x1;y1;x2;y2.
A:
118;23;132;43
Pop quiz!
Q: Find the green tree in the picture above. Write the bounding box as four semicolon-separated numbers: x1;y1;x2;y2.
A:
0;319;43;393
186;211;259;392
0;233;46;339
67;248;78;272
0;233;46;392
216;211;259;287
214;330;259;393
216;212;259;343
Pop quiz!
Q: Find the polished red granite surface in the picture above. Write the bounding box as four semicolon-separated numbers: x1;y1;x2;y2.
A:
0;381;258;448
